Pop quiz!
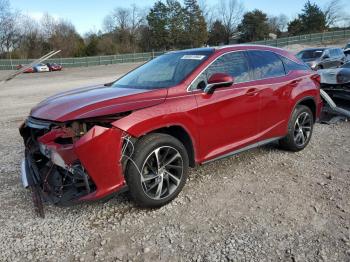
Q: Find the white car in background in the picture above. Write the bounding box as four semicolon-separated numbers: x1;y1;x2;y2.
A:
33;63;50;72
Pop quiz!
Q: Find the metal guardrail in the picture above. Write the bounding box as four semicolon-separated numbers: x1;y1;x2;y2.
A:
0;29;349;70
250;29;350;47
0;51;165;70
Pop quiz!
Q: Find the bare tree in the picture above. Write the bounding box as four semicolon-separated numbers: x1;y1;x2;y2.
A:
102;15;115;33
218;0;244;44
112;7;130;31
268;14;289;33
323;0;346;27
198;0;215;28
40;13;56;40
277;14;289;32
0;0;21;56
130;4;145;34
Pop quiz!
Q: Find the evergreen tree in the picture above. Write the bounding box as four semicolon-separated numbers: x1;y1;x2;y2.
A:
167;0;187;49
299;1;327;33
287;1;327;36
147;1;169;50
208;20;226;46
237;9;270;42
184;0;208;47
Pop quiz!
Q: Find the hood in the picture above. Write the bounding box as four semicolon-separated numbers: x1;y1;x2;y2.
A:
31;84;168;122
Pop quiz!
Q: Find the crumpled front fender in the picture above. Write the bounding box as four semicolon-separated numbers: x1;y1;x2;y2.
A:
74;126;126;200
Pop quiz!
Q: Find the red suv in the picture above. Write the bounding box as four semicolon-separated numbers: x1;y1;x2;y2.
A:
20;45;322;214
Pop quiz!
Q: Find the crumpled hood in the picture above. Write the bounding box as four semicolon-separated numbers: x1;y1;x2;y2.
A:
30;84;168;122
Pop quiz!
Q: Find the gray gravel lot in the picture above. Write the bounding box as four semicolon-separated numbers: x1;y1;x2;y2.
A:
0;61;349;261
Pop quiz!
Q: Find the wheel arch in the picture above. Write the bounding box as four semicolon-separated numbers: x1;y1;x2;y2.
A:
145;126;196;168
295;96;317;122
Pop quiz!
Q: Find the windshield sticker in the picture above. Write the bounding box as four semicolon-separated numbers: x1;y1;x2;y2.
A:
181;55;206;60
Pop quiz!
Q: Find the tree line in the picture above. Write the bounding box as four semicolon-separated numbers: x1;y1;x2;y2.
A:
0;0;349;59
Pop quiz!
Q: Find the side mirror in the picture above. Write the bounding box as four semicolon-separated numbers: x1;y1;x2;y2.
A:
203;73;234;94
323;54;330;59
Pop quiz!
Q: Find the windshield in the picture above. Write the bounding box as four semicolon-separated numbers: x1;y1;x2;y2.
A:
112;51;212;89
297;49;324;60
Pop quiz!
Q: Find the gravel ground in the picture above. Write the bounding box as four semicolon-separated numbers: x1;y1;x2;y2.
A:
0;57;349;261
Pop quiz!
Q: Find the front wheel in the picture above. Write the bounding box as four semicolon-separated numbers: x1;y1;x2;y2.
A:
125;133;189;208
279;105;314;152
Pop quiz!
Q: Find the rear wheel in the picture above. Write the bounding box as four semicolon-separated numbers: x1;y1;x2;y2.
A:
279;105;314;152
125;133;189;208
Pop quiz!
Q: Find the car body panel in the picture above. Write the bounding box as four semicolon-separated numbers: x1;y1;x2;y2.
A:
30;85;168;121
74;126;125;200
47;63;63;71
20;44;322;209
319;64;350;102
298;47;346;70
34;64;50;72
16;64;34;73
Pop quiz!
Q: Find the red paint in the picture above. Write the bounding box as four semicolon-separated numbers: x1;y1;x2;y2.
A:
29;45;322;201
207;73;234;84
74;126;125;200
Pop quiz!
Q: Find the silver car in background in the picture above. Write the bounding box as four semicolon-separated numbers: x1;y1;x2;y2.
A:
296;47;346;70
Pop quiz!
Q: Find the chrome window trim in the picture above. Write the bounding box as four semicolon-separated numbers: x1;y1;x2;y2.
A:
186;49;307;93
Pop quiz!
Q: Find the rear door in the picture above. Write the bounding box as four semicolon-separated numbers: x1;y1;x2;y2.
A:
246;50;290;140
190;51;261;161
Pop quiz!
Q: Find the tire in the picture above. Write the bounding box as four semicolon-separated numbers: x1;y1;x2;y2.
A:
279;105;314;152
125;133;189;208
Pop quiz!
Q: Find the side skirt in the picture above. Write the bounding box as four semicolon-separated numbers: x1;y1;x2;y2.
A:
202;137;283;165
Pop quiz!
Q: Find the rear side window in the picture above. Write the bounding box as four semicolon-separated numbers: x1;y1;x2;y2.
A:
279;56;310;73
247;50;285;80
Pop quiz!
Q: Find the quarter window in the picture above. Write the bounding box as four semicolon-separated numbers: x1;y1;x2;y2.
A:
247;50;285;80
280;56;310;73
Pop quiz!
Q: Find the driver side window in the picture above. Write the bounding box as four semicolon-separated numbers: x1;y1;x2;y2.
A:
191;51;250;90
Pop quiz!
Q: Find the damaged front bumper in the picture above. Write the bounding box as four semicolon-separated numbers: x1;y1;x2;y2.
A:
20;117;128;216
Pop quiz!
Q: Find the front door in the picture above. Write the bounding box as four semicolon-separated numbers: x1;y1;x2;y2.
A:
190;51;261;161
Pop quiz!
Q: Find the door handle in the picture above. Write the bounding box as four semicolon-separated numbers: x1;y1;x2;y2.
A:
246;88;259;96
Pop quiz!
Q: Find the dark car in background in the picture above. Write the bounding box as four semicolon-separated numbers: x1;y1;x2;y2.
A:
319;62;350;102
344;42;350;60
46;63;63;72
296;47;346;70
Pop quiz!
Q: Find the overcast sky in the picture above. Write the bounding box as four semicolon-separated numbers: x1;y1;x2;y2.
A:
9;0;346;35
